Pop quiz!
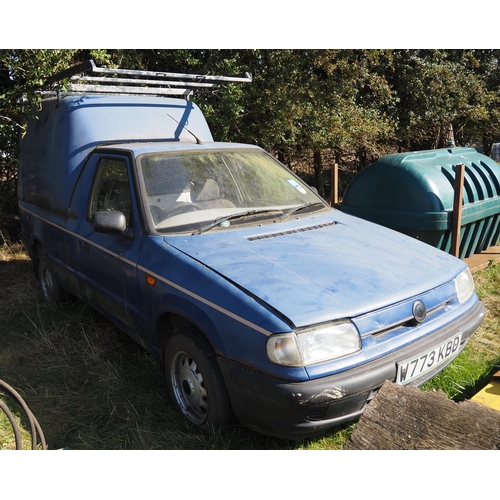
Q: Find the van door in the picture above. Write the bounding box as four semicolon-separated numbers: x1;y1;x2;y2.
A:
76;154;142;333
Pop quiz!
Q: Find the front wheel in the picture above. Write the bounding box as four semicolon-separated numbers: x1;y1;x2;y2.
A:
165;327;232;432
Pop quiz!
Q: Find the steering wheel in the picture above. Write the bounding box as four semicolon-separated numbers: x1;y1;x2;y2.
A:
162;202;202;218
150;205;167;224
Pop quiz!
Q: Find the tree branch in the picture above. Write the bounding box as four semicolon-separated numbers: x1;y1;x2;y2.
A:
0;115;25;130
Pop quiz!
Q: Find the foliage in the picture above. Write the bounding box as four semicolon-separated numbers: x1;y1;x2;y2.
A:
1;49;500;213
386;49;500;151
0;50;106;216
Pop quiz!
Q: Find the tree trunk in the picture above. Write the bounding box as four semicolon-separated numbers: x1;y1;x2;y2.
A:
313;150;323;196
356;149;366;173
483;136;493;157
443;123;455;147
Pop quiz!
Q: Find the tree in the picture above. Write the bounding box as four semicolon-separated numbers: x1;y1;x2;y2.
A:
452;49;500;156
0;50;117;218
192;49;396;195
386;50;497;152
0;50;73;216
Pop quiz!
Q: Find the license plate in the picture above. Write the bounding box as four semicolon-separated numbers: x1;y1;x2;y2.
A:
396;333;463;385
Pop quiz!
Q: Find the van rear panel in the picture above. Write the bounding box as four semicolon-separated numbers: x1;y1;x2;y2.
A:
18;95;212;215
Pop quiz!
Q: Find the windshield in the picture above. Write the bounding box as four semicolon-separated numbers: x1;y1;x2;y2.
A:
138;149;328;232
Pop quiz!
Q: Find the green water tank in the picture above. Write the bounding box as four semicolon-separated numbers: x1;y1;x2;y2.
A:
338;147;500;259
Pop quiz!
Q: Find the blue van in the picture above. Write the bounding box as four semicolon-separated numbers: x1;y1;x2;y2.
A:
17;62;485;439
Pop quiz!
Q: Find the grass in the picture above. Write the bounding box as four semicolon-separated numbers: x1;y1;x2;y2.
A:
422;263;500;399
1;241;499;450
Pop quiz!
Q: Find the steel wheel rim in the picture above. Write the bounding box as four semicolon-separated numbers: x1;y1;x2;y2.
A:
170;350;208;424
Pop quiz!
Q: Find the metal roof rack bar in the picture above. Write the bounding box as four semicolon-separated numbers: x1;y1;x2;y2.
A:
67;84;192;97
85;61;252;83
45;59;251;98
71;76;222;89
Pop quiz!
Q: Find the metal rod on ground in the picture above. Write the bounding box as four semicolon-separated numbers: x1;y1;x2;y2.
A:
331;163;339;206
451;163;465;258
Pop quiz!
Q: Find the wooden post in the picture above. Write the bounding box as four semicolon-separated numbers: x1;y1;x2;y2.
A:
451;163;465;258
330;163;338;206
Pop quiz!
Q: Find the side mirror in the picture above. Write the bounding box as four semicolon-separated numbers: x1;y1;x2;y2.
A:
92;211;127;234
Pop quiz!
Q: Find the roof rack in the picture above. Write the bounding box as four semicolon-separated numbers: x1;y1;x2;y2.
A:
43;59;252;99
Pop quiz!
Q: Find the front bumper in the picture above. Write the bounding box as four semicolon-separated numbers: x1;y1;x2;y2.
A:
218;299;485;440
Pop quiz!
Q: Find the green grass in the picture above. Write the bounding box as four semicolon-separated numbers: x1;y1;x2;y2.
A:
1;242;499;450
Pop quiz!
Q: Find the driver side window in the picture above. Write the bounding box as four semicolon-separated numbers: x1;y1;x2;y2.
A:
89;158;132;226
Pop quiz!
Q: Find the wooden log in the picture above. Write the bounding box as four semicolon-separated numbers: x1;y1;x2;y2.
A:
344;381;500;450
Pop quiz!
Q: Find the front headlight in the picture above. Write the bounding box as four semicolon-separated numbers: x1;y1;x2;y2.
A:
454;268;475;304
267;320;361;367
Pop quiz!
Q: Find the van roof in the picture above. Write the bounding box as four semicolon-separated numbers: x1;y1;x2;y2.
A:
96;142;263;156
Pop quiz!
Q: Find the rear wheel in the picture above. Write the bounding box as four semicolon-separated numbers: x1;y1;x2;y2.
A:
38;254;66;302
165;327;232;431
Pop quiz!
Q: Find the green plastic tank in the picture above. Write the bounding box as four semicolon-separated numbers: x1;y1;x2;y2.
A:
338;148;500;259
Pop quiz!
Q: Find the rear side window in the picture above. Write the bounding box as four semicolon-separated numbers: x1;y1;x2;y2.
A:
89;158;132;225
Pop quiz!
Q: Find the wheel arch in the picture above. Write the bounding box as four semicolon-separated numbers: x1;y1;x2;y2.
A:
155;297;228;361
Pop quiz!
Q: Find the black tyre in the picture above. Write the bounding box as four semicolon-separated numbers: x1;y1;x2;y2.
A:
165;327;232;431
38;254;66;302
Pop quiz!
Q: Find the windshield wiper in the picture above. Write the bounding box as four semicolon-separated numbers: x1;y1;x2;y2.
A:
194;209;283;235
279;202;326;221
